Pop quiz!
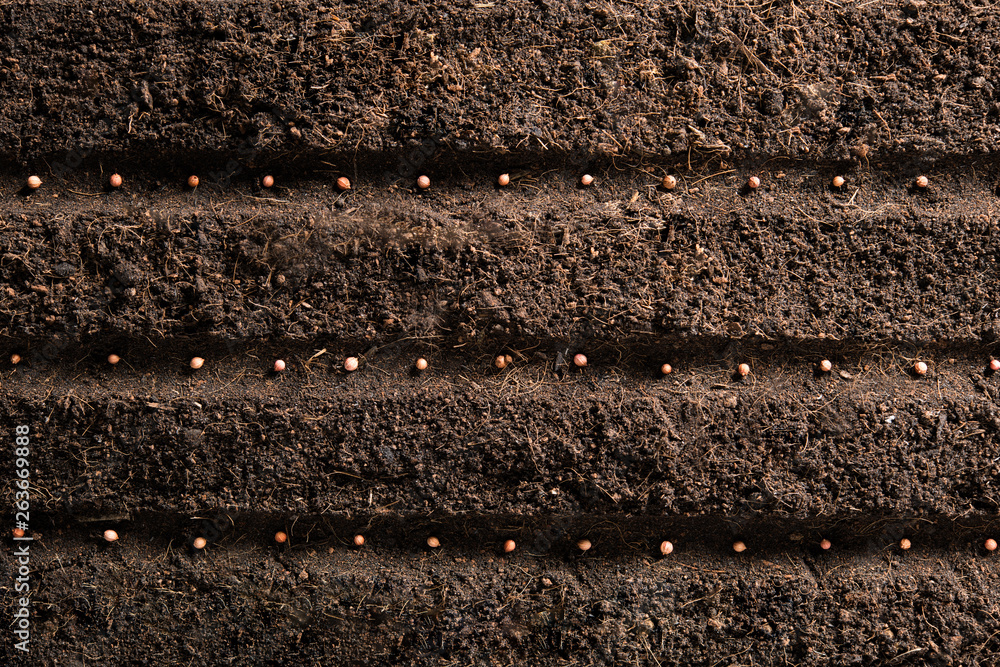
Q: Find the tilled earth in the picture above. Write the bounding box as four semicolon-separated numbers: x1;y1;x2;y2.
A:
4;1;1000;665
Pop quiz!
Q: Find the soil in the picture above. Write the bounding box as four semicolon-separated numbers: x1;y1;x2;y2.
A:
3;1;1000;665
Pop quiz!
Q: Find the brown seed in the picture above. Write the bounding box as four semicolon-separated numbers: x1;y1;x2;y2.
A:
13;528;25;538
353;534;365;547
187;175;200;188
820;538;832;550
109;173;123;188
503;539;516;553
831;175;845;188
189;356;204;370
274;531;287;544
737;363;751;377
733;541;747;553
900;538;911;550
577;539;592;551
494;355;508;369
915;175;929;189
193;537;207;549
498;173;510;187
274;359;286;372
661;363;673;375
573;354;588;368
11;354;21;364
747;176;761;189
415;358;428;371
108;354;120;365
914;361;928;376
262;175;274;188
416;175;431;190
27;175;42;189
819;359;833;372
427;536;441;548
990;359;1000;372
986;538;998;552
337;176;351;191
344;357;359;372
580;174;594;186
662;174;677;190
659;540;674;556
103;530;119;543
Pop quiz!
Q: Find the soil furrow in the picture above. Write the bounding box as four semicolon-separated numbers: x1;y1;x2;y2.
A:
8;525;1000;666
3;164;1000;346
6;347;1000;518
23;510;1000;559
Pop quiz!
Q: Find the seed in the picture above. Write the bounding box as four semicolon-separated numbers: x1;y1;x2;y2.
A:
662;174;677;190
12;528;25;538
354;534;365;547
415;358;428;371
337;176;351;191
832;176;845;188
503;539;516;553
11;354;21;364
274;531;287;544
986;538;998;551
427;536;441;548
189;356;204;370
344;357;359;372
573;354;588;368
109;173;123;188
659;540;674;556
577;539;592;551
733;541;747;553
915;175;929;188
193;537;207;550
819;359;833;372
495;355;508;369
737;363;750;377
661;363;673;375
27;175;42;189
417;175;431;190
262;175;274;188
103;530;119;543
914;361;928;375
108;354;120;365
747;176;761;189
990;359;1000;372
274;359;286;372
580;174;594;186
820;538;832;550
498;173;510;186
900;538;911;550
187;175;199;188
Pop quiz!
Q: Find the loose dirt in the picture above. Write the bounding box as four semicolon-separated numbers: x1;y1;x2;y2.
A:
3;1;1000;665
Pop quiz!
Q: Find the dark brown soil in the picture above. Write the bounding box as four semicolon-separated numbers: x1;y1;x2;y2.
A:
4;1;1000;665
4;0;1000;160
